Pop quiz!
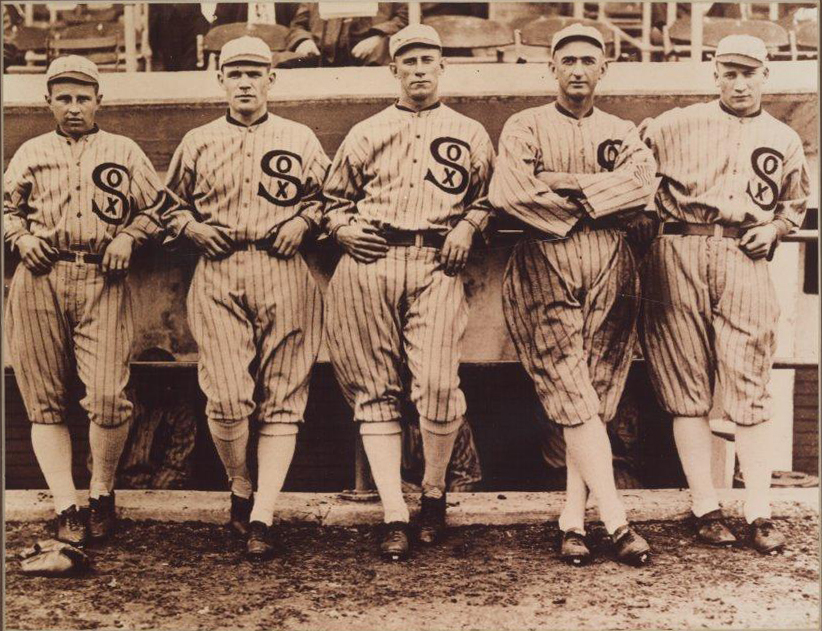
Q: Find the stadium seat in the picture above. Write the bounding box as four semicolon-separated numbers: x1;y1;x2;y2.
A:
422;15;515;63
49;34;121;71
54;21;123;39
664;17;790;61
201;22;290;69
4;25;49;73
517;16;617;61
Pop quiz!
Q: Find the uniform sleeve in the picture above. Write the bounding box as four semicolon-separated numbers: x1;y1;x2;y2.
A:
322;130;367;236
162;136;199;243
3;147;35;250
295;131;330;232
489;114;585;238
576;124;657;219
120;144;174;246
371;3;408;36
461;130;496;243
771;134;810;237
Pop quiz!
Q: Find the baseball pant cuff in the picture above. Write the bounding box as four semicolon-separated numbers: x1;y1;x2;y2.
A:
29;415;65;425
419;416;463;435
260;412;303;426
259;423;300;436
359;420;402;436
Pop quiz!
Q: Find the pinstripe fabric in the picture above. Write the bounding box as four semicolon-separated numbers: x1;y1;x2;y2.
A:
4;128;168;429
323;103;495;239
164;113;328;424
489;103;656;238
639;100;810;426
325;247;468;423
322;103;494;426
491;102;654;427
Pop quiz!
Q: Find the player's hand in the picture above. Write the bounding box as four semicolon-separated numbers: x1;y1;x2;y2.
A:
439;220;476;276
16;235;58;275
269;216;310;259
739;223;779;260
183;222;234;260
336;223;388;264
101;233;135;278
295;39;320;58
625;212;659;248
351;35;384;61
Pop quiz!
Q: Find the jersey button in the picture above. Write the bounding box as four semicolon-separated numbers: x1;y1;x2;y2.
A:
413;159;418;163
416;134;421;139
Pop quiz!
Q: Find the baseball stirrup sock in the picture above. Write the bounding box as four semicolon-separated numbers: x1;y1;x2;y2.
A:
420;424;460;498
672;416;721;517
31;424;78;514
563;420;627;535
558;456;588;534
361;433;409;523
89;422;130;499
735;421;774;523
207;418;252;499
249;434;297;526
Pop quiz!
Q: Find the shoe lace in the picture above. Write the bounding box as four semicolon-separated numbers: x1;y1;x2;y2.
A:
385;525;406;544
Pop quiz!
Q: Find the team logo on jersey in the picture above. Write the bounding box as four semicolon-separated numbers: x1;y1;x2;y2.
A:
258;150;303;206
91;162;133;225
746;147;783;211
424;137;470;195
596;139;622;171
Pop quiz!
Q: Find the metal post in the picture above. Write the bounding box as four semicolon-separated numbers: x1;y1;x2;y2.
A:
573;1;585;19
769;2;779;21
690;4;704;63
123;3;138;72
24;4;34;26
339;436;379;501
408;2;421;25
666;2;677;26
641;1;652;62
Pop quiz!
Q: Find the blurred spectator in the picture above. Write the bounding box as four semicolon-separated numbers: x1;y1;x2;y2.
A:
148;3;210;71
213;2;299;27
89;348;197;489
3;3;25;69
402;419;483;492
288;2;408;66
421;3;489;19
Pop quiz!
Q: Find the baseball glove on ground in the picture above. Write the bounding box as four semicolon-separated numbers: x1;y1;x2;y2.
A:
19;539;91;577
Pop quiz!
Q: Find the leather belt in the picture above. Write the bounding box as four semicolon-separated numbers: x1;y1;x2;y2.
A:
381;230;445;249
525;216;621;241
54;250;103;264
660;222;745;239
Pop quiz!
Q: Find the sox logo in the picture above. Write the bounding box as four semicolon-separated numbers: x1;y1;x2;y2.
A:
596;139;622;171
258;149;303;207
746;147;783;212
92;162;133;225
425;136;470;195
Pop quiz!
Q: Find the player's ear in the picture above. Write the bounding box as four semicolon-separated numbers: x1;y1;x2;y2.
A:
95;92;103;105
762;65;769;81
389;61;399;79
599;57;609;78
268;69;277;87
547;57;557;78
216;69;225;89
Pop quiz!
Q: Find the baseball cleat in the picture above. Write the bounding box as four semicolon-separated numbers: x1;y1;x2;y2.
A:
246;521;276;561
748;518;786;555
687;509;737;547
418;493;446;545
56;505;89;547
559;530;591;566
88;492;117;542
229;493;253;537
611;525;651;566
380;521;410;562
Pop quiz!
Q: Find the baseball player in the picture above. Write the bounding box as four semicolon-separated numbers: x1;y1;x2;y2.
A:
322;24;495;561
489;24;657;566
4;55;169;546
162;36;329;561
639;35;809;554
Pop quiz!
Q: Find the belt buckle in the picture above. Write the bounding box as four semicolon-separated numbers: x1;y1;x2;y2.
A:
414;233;424;248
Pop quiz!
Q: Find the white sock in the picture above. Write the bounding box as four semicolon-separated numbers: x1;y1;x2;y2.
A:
736;421;774;523
420;421;461;498
361;431;409;523
208;417;252;499
31;424;78;514
89;422;130;499
558;456;587;534
673;416;721;517
249;430;297;526
563;418;627;535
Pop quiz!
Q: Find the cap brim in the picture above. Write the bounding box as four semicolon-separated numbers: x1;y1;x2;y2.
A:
392;40;442;58
47;71;98;85
715;53;764;67
552;35;604;53
220;55;272;67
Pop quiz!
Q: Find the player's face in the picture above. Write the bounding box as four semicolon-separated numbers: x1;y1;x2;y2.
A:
45;81;101;136
549;40;607;100
390;46;444;104
715;61;768;116
218;63;275;119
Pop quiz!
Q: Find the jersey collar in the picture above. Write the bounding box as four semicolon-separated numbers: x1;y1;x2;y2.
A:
394;101;442;114
225;110;270;127
56;123;100;139
718;99;762;118
554;101;594;120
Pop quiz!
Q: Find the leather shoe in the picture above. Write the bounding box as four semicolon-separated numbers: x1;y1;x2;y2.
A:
88;492;116;541
229;494;253;537
246;521;276;561
380;521;410;561
611;524;651;566
559;530;591;566
749;518;786;555
688;509;737;547
56;505;88;547
418;493;446;545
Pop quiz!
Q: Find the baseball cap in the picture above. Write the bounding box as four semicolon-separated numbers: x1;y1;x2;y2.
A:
714;34;768;67
389;23;442;58
551;23;605;53
46;55;99;86
220;36;272;67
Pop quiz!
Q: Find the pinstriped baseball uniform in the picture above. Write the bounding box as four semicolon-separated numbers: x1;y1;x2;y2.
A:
4;127;167;427
163;112;328;424
323;102;495;425
639;99;810;425
490;102;656;427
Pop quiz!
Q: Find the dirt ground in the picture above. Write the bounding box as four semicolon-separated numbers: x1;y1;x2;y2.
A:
5;515;820;631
